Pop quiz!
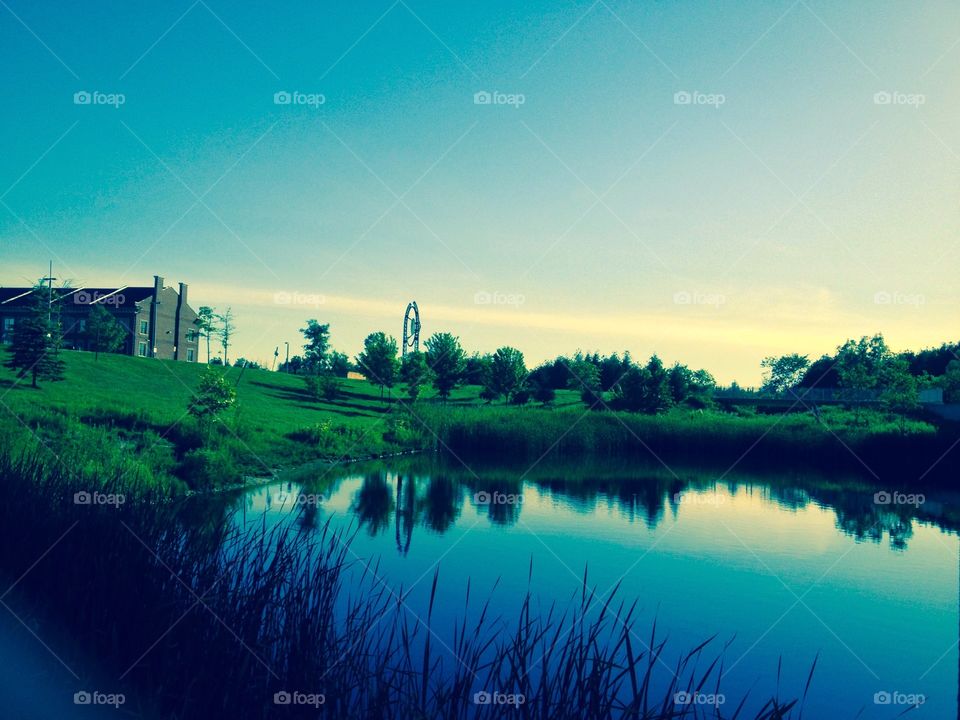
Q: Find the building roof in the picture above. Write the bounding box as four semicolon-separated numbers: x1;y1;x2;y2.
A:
0;286;156;308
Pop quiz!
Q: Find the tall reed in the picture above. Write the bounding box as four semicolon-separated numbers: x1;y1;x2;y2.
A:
413;405;956;482
0;446;808;719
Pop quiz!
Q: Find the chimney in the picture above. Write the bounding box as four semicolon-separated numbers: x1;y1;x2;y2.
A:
150;275;163;357
174;282;189;361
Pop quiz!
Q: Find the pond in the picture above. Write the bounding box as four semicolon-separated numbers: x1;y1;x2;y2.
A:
215;455;957;719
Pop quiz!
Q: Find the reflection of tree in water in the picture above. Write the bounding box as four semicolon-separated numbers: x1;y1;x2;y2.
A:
307;457;960;553
395;475;418;555
599;478;671;529
421;475;461;534
626;482;668;528
480;480;524;526
766;485;812;511
535;478;603;514
484;496;520;525
352;473;394;537
532;477;676;529
834;508;914;549
175;491;238;539
297;499;319;532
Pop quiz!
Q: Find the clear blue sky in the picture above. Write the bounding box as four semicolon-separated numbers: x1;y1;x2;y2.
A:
2;0;958;382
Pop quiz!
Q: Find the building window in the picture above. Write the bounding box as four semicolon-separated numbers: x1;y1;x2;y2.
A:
187;349;195;362
77;319;86;332
2;317;13;343
139;320;148;334
138;342;148;357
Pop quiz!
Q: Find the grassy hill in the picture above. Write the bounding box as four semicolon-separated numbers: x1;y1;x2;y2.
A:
0;349;583;424
0;350;582;492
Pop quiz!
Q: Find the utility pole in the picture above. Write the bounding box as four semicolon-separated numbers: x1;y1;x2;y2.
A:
40;260;56;326
284;342;290;372
272;346;279;372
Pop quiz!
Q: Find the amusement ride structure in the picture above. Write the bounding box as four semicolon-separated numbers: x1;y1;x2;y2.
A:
402;301;421;356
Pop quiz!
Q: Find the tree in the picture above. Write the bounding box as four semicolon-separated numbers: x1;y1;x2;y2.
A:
599;352;633;391
188;367;236;433
509;387;532;405
904;342;960;377
82;304;126;360
798;354;839;388
667;363;693;403
880;357;918;433
760;354;810;396
688;369;717;407
488;346;527;403
194;306;217;363
424;333;466;400
278;355;305;374
611;356;673;414
217;308;235;366
836;334;891;422
567;358;602;407
537;356;573;389
304;374;340;402
300;320;330;374
400;351;433;401
356;332;399;400
329;351;351;378
531;379;556;406
4;286;65;388
943;359;960;403
463;353;492;386
611;366;647;411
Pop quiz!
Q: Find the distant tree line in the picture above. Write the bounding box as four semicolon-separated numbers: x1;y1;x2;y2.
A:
760;334;960;427
5;288;958;426
277;316;721;415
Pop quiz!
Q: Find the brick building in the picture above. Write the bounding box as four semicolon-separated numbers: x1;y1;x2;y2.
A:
0;275;199;361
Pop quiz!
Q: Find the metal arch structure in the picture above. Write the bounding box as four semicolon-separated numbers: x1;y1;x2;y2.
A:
402;301;421;356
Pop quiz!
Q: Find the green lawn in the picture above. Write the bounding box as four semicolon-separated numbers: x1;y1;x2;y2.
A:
0;351;583;490
0;350;581;428
1;350;950;493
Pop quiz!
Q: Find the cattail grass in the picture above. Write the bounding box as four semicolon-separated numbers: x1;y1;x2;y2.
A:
412;404;958;482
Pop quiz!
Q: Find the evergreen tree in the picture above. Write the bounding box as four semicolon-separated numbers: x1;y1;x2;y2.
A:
4;286;65;388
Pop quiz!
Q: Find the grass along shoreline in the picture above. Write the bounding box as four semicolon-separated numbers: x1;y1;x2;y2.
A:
416;405;959;483
1;350;956;495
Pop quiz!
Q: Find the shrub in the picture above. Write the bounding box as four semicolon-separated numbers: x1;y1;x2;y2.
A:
304;374;340;401
178;444;243;489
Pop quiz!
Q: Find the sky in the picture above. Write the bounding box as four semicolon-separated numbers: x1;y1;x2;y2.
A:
1;0;958;384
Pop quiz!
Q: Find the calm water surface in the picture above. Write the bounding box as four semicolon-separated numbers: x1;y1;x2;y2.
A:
217;456;957;719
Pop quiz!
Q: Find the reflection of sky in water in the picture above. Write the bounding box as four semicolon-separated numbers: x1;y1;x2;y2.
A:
228;468;957;720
